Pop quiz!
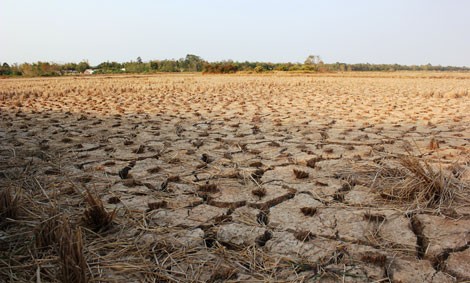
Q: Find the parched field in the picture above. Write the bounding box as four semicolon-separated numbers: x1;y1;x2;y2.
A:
0;73;469;282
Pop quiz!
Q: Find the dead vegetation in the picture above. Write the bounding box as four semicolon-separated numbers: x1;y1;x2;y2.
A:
147;200;168;211
252;187;267;198
83;189;116;231
294;230;316;242
300;207;317;216
293;169;309;179
0;187;21;225
198;182;219;193
338;153;468;208
34;214;89;282
57;220;88;283
0;73;468;282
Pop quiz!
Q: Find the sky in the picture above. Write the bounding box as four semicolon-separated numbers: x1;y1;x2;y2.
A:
1;0;469;66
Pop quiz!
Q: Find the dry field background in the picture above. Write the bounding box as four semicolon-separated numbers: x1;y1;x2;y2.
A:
0;73;469;282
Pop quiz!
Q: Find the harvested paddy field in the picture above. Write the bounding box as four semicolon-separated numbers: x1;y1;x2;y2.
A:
0;73;469;282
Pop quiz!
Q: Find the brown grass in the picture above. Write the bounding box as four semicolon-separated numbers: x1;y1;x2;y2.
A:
107;196;121;204
198;183;219;193
428;137;439;150
0;187;21;225
35;214;89;282
35;213;61;249
208;266;237;282
147;200;168;211
360;253;387;266
83;189;116;231
252;187;267;198
293;169;309;179
58;220;88;283
300;207;317;216
306;156;322;168
147;166;161;174
389;156;463;207
294;230;316;242
338;154;468;208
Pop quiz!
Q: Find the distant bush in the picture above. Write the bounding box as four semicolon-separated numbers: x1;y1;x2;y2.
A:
202;62;239;74
254;66;264;73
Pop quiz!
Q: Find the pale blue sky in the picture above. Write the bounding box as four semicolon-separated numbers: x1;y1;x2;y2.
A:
1;0;469;66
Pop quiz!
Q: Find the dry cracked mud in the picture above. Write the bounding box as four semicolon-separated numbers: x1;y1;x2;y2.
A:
0;73;469;282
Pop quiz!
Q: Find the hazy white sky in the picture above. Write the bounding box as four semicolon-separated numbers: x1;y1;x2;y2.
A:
1;0;469;66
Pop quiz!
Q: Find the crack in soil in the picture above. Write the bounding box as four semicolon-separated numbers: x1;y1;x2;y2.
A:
410;215;428;259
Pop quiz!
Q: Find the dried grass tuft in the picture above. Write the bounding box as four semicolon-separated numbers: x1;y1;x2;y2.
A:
0;187;21;225
294;230;316;242
35;214;61;249
198;183;219;193
306;156;322;168
363;212;386;223
107;196;121;204
208;266;237;282
360;253;387;266
167;175;180;182
36;215;89;282
252;187;267;198
300;207;317;216
293;169;309;179
147;201;168;211
249;161;263;168
338;154;468;208
58;220;88;283
428;137;439;150
384;156;458;207
83;189;116;231
147;166;161;174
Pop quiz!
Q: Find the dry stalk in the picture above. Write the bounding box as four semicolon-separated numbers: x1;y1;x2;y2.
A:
58;219;88;283
83;189;116;232
293;169;309;179
0;187;21;225
338;154;468;208
391;156;450;206
35;213;62;250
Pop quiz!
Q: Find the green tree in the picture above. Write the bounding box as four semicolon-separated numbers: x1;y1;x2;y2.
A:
149;61;159;70
254;66;264;73
184;54;205;72
304;55;321;65
0;63;12;75
77;61;90;73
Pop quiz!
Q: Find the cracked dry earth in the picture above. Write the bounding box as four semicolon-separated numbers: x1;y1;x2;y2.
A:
0;73;469;282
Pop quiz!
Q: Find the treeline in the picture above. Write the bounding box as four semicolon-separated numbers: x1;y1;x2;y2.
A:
1;54;468;77
0;61;91;76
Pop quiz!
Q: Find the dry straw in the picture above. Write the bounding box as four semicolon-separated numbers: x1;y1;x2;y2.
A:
0;187;22;225
337;153;468;209
57;218;88;283
83;188;116;232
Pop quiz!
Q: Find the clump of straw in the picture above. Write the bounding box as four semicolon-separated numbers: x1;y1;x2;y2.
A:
0;187;21;225
337;154;467;208
58;219;88;283
83;189;116;232
35;215;89;282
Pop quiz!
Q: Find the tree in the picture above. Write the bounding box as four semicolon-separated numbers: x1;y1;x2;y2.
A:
184;54;205;72
0;63;12;75
149;61;159;70
254;65;264;73
304;55;321;65
137;57;143;64
77;61;90;73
